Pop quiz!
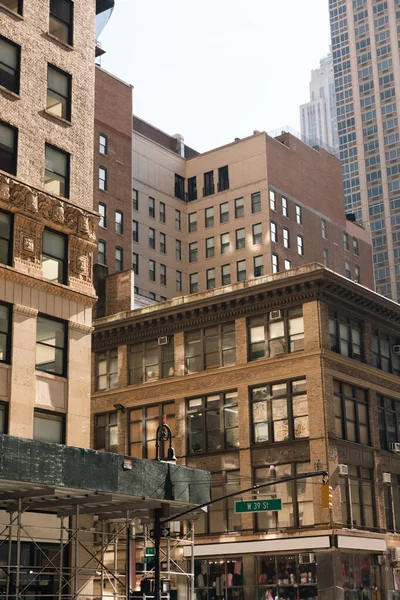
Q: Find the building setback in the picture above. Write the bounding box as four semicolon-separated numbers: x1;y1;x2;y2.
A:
328;0;400;300
92;263;400;599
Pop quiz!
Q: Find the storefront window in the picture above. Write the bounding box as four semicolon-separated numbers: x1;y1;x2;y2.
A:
256;555;317;600
194;558;244;600
337;554;374;600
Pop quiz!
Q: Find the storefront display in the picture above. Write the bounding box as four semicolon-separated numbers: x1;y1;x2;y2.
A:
257;555;317;600
194;558;244;600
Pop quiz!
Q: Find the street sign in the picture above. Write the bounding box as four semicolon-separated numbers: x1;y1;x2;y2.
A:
145;547;155;556
234;499;282;513
144;556;155;564
150;527;170;538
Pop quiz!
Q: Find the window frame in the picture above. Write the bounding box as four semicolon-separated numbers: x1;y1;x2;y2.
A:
33;408;65;444
188;212;197;233
234;197;244;219
42;227;67;285
282;197;288;217
148;197;155;219
132;220;139;243
236;259;246;281
270;221;278;243
188;176;197;202
174;174;185;200
175;239;182;261
46;63;71;121
254;255;263;277
220;232;230;254
185;322;236;374
149;227;156;250
297;234;304;256
219;202;229;223
340;465;376;529
99;133;107;155
45;143;70;198
189;273;198;294
96;349;118;391
98;239;106;265
0;209;13;267
35;314;67;377
0;0;23;15
221;264;230;285
205;236;215;259
372;329;400;375
94;410;118;453
115;210;123;235
98;166;107;191
247;306;304;361
217;165;229;192
189;241;198;263
251;192;261;214
334;380;370;445
0;400;8;434
206;267;215;290
252;223;262;245
272;253;279;273
0;34;21;95
205;207;214;228
176;270;182;292
49;0;74;46
283;227;290;248
129;401;175;459
269;190;276;211
149;259;155;282
160;263;166;286
159;201;166;223
128;338;174;385
203;170;215;196
160;232;166;254
132;252;138;274
235;228;245;250
98;203;106;228
295;204;302;225
0;302;11;365
115;246;123;272
0;120;18;176
132;189;138;211
329;310;364;361
378;395;400;451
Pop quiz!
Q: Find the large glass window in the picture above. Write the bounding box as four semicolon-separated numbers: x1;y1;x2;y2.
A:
251;379;308;444
36;316;66;377
128;337;174;384
256;553;317;600
378;395;400;451
33;410;64;444
0;303;11;364
329;311;363;361
129;402;174;459
174;174;185;200
0;35;20;94
372;329;400;375
248;307;304;361
188;176;197;202
255;463;314;531
94;411;118;452
384;473;400;532
194;558;244;600
340;466;375;529
96;349;118;391
49;0;73;45
0;120;17;175
46;65;71;120
187;391;239;454
204;170;214;196
334;381;370;445
0;210;12;266
195;472;241;535
337;554;375;600
185;323;236;374
44;144;69;198
218;165;229;191
42;229;67;284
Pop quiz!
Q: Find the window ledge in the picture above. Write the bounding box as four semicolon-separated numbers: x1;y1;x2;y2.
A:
42;109;72;127
0;86;20;101
35;369;66;381
0;4;23;19
43;31;73;51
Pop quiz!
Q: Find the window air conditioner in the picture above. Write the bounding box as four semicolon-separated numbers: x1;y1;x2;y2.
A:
383;473;392;484
298;553;316;565
158;336;169;346
375;555;385;565
270;310;283;321
391;548;400;563
392;345;400;355
391;443;400;453
338;464;349;476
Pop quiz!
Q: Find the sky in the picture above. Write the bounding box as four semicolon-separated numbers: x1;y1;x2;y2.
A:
99;0;331;153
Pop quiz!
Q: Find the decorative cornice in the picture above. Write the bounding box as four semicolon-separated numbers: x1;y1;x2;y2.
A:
13;304;38;318
69;321;94;334
0;173;98;246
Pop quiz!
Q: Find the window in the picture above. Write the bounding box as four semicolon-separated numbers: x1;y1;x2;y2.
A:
283;228;290;248
297;234;304;256
0;303;11;364
0;402;7;434
190;273;198;294
160;264;166;285
176;270;182;292
384;472;400;532
98;240;106;265
175;239;181;261
149;197;155;218
252;192;261;214
115;211;123;234
323;248;328;266
0;36;20;94
353;237;359;255
96;349;118;391
99;203;106;228
99;134;107;155
132;252;138;274
206;268;215;290
0;211;12;266
270;222;277;243
45;144;69;198
372;329;400;375
272;253;279;273
188;176;197;201
334;381;369;444
0;121;17;175
221;264;230;285
149;292;156;301
329;311;363;361
282;197;288;217
252;223;262;245
234;197;244;219
175;209;181;230
355;265;360;283
129;402;175;459
149;227;155;249
204;171;214;196
284;259;291;270
0;0;23;15
379;395;400;451
220;232;230;254
247;306;304;360
254;255;263;277
49;0;73;45
220;202;229;223
205;207;214;228
206;237;215;258
295;205;302;224
42;229;67;284
251;379;308;444
269;190;276;211
174;174;185;200
196;473;241;535
344;232;350;251
132;189;138;211
36;316;66;377
185;323;236;374
340;466;375;529
193;558;245;598
33;410;65;444
188;212;197;233
321;218;327;239
94;412;118;453
189;242;198;263
132;220;138;242
237;259;246;281
235;228;245;250
159;202;165;223
149;260;155;281
98;167;107;191
46;65;71;121
187;390;239;454
115;247;122;272
129;337;174;384
218;165;229;192
160;232;166;254
345;259;351;279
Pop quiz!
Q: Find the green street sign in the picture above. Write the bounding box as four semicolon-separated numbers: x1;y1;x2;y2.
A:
234;499;282;513
144;556;155;564
145;547;155;556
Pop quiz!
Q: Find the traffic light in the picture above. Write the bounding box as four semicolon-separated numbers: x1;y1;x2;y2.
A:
321;484;333;509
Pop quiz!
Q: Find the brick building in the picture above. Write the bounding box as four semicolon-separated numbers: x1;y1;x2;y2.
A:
92;263;400;599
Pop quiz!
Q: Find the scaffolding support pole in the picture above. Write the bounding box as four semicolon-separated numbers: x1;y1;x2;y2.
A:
74;505;80;600
5;511;13;600
125;511;130;600
190;522;195;600
113;526;118;600
58;517;64;600
100;521;105;600
15;500;21;600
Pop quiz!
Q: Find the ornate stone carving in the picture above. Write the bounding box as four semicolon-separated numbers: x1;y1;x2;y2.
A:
13;215;43;269
13;304;39;318
69;321;94;334
0;176;10;201
69;236;93;287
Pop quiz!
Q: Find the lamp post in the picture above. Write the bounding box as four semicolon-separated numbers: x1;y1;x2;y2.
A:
154;417;176;600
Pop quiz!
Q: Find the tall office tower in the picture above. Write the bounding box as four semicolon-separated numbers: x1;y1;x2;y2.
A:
329;0;400;300
300;53;339;153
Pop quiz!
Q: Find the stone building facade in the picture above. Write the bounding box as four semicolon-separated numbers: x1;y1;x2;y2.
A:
92;263;400;599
